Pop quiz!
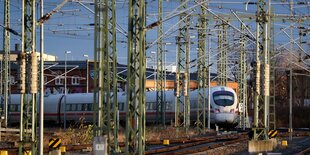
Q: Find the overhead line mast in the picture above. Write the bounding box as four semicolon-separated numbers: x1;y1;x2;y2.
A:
93;0;119;153
156;0;165;125
175;0;191;134
269;6;276;130
217;21;228;86
196;0;207;134
19;0;38;154
253;0;270;140
238;24;249;130
125;0;146;154
107;0;120;152
2;0;10;128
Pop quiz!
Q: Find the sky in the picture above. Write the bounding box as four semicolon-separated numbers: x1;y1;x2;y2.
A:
0;0;309;73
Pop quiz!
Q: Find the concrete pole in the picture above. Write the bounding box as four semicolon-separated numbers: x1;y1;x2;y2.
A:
289;68;293;141
39;0;44;154
289;0;293;141
86;59;88;93
207;29;211;130
83;54;89;93
64;51;71;129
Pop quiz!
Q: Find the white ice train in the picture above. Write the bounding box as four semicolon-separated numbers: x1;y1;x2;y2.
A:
1;86;239;127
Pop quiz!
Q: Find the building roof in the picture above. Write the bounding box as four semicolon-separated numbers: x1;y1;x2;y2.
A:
7;60;220;81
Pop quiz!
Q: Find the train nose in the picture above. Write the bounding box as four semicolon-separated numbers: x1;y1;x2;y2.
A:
214;113;237;124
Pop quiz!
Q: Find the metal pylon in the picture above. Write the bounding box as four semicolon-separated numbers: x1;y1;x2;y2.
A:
253;0;270;140
175;0;190;132
217;21;228;86
125;0;146;154
156;0;165;125
196;2;207;134
269;7;276;130
93;0;109;150
19;0;38;154
106;0;120;152
2;0;10;128
93;0;118;152
238;24;249;129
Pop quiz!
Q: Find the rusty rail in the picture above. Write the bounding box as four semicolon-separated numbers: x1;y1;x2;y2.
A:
145;133;247;154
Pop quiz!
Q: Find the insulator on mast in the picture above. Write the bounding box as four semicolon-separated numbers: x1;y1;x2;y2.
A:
30;52;38;93
19;53;26;93
255;61;261;95
184;72;188;96
175;73;180;97
263;64;270;96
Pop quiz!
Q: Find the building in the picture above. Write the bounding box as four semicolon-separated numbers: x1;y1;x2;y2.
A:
0;44;57;61
3;58;238;94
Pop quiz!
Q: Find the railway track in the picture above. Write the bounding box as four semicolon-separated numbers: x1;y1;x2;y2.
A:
0;130;309;154
145;132;248;155
297;146;310;155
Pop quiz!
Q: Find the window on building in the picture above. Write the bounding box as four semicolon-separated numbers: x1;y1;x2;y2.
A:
44;76;47;84
55;76;64;85
72;76;80;85
9;76;15;85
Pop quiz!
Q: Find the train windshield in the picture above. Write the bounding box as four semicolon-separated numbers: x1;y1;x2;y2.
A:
213;91;234;106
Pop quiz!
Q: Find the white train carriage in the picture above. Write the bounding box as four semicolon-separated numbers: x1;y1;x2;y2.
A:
1;86;239;127
207;86;239;126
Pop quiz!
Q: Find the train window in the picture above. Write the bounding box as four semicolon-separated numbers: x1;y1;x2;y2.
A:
152;102;157;110
77;104;82;111
87;104;92;111
81;104;86;111
72;104;77;111
17;105;21;111
165;102;172;110
146;102;153;110
66;104;72;111
118;102;124;111
9;105;15;112
213;91;234;106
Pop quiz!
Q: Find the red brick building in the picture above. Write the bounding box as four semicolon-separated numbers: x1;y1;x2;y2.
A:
9;60;91;94
7;60;238;94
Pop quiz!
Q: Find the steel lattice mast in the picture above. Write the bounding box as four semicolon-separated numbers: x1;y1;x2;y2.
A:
19;0;38;154
93;0;118;152
125;0;146;154
238;24;249;130
269;7;276;130
156;0;165;125
2;0;10;128
217;21;228;86
175;0;190;132
196;2;207;134
93;0;109;151
253;0;270;140
106;0;119;151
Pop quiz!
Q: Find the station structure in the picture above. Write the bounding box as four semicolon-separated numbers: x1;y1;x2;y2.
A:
1;0;309;154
